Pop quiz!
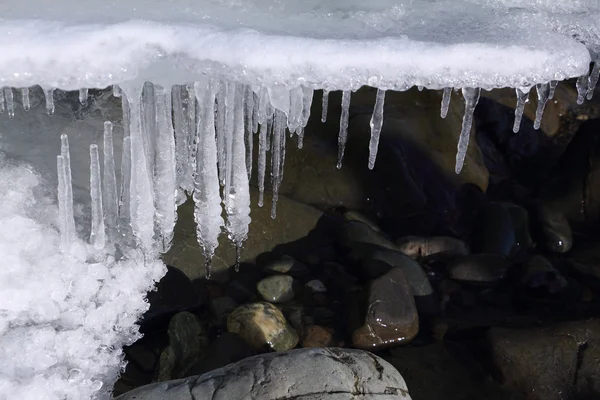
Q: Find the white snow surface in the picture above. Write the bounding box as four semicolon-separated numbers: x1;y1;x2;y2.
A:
0;0;598;91
0;155;166;400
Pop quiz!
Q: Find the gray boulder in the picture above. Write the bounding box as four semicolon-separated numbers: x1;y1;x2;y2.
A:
114;347;411;400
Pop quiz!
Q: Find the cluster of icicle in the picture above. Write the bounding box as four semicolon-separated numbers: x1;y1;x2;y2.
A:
3;62;597;278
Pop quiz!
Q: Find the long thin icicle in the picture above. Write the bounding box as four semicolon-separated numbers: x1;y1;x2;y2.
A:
223;81;236;198
298;87;314;149
321;90;329;123
548;81;558;100
193;79;224;279
271;110;286;219
533;83;550;130
103;121;118;244
336;90;351;169
576;75;588;105
441;87;452;118
513;87;530;133
225;83;252;271
368;89;386;170
4;88;14;119
21;88;30;111
216;82;227;185
252;90;259;134
172;85;192;202
244;85;254;180
118;136;133;245
89;144;106;250
79;88;88;105
455;87;481;174
587;62;600;100
60;134;76;243
57;155;69;252
45;88;55;116
257;114;270;207
287;87;304;133
154;85;178;253
0;89;5;113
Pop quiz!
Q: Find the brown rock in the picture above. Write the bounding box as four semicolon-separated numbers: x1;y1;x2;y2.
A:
302;325;335;348
395;236;469;259
352;268;419;349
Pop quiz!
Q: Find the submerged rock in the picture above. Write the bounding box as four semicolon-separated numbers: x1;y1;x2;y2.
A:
447;254;511;284
538;205;572;253
115;347;412;400
395;236;469;259
227;302;298;352
263;255;310;277
353;268;419;349
302;325;335;348
257;275;295;303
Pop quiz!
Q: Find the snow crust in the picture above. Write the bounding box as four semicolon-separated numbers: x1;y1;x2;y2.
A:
0;0;597;91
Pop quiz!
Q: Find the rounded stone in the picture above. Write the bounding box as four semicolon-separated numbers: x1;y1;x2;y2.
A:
257;275;295;303
227;302;299;352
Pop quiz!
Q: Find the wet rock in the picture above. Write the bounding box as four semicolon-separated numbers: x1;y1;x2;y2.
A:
209;296;238;325
116;347;412;400
353;268;419;349
472;202;516;257
302;325;335;348
538;204;572;253
506;204;534;254
306;279;327;293
263;255;310;277
337;220;397;251
343;210;382;232
447;254;511;284
257;275;295;303
487;320;600;400
395;236;469;259
371;250;433;296
227;302;299;352
280;303;305;337
187;332;255;377
520;255;567;294
156;311;209;381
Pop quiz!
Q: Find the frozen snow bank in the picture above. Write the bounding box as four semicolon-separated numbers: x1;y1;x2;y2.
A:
0;154;166;400
0;0;597;90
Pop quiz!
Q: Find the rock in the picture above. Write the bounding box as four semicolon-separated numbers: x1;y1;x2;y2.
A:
337;220;398;251
353;268;419;349
280;303;306;337
156;311;209;381
263;255;310;277
370;250;433;296
538;204;572;253
209;296;238;325
312;307;336;326
447;254;511;284
505;204;533;254
115;347;412;400
472;202;516;257
487;320;600;400
187;332;255;377
395;236;469;259
163;189;323;281
257;275;295;303
302;325;335;348
306;279;327;293
318;262;359;293
520;255;567;294
227;302;299;352
343;210;382;232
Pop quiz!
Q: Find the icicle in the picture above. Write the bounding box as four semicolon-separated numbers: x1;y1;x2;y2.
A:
587;62;600;100
287;87;303;132
513;87;530;133
252;91;259;134
223;81;236;197
103;121;118;244
455;87;481;174
267;86;290;117
118;136;132;244
548;81;558;100
257;87;271;125
244;85;254;180
271;110;286;219
121;85;156;252
172;85;192;201
21;88;30;111
193;79;224;279
533;83;550;130
367;89;386;170
79;88;88;105
257;115;269;207
60;134;76;243
321;90;329;123
576;75;588;105
154;85;178;253
44;88;55;116
418;86;424;91
216;82;227;185
0;89;5;113
113;85;122;98
296;127;305;149
297;87;313;149
336;90;351;169
141;82;158;177
57;156;69;252
225;83;252;272
4;88;14;119
441;87;452;118
89;144;106;250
